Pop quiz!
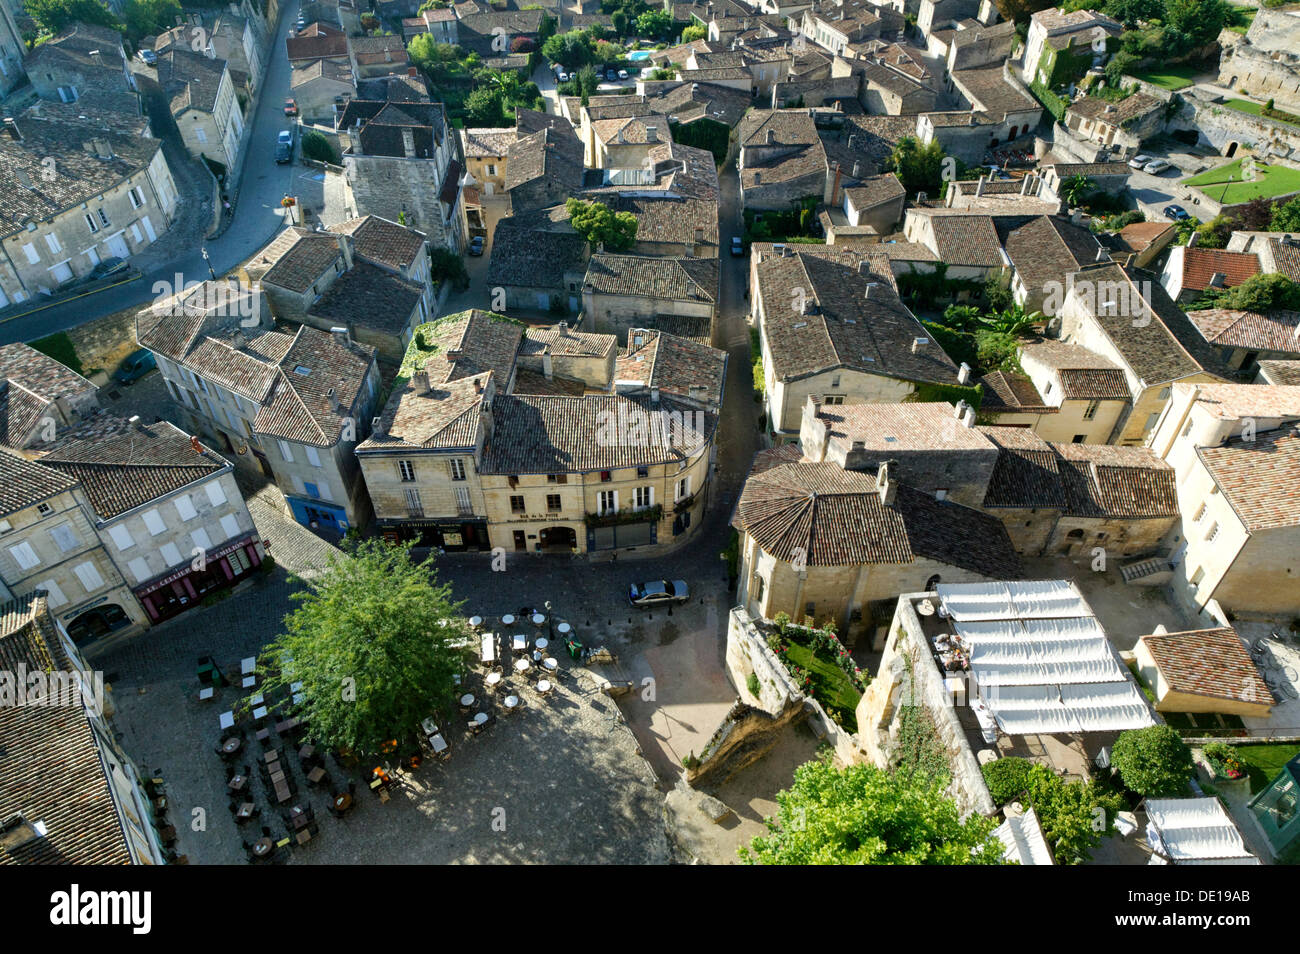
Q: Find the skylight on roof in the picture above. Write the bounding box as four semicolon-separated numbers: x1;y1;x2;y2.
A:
293;366;312;376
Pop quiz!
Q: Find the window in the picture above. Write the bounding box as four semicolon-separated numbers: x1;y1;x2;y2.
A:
831;374;841;388
36;579;68;607
37;502;53;516
142;509;167;536
935;489;948;501
1082;400;1100;421
600;471;612;482
510;495;526;513
636;466;649;479
455;487;471;513
634;486;653;510
1193;503;1207;523
449;458;466;481
486;163;497;176
1044;381;1053;395
195;127;207;143
277;439;295;463
398;460;416;482
1190;566;1205;586
97;209;110;228
174;495;198;522
85;213;100;233
304;481;320;499
752;575;765;601
129;186;145;209
159;542;182;566
405;488;423;516
192;528;213;551
45;233;61;254
305;446;322;468
49;523;79;553
1206;522;1220;543
22;243;39;265
206;481;227;507
823;395;844;405
598;490;617;515
8;542;39;570
1072;434;1086;443
1158;387;1171;401
676;476;691;501
1144;412;1160;432
108;524;135;551
220;514;241;539
547;474;567;484
128;557;152;582
72;561;105;592
546;494;561;512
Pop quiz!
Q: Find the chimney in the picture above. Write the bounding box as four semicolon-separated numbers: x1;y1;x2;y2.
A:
129;415;147;433
847;133;858;151
409;67;417;77
953;400;968;419
968;113;976;126
911;336;929;354
864;281;878;299
330;325;352;347
876;460;897;506
1020;174;1032;195
402;127;416;158
542;350;553;379
3;118;19;141
957;361;971;384
961;405;976;428
558;321;568;336
474;377;484;394
975;175;986;197
650;386;660;404
851;160;860;178
765;128;775;145
645;125;657;142
412;370;430;394
445;347;463;363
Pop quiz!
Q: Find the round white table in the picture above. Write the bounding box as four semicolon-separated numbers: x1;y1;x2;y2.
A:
537;679;552;694
535;637;548;650
514;658;530;673
543;657;558;672
486;671;502;687
532;613;545;626
471;712;488;725
470;615;483;628
501;614;515;626
504;695;519;709
557;623;571;636
460;693;475;707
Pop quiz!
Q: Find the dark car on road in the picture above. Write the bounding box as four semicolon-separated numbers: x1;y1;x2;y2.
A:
468;235;485;256
629;580;690;608
1163;204;1191;221
113;348;156;384
275;128;294;164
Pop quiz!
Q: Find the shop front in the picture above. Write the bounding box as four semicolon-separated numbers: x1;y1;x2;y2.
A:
379;518;491;551
134;535;265;624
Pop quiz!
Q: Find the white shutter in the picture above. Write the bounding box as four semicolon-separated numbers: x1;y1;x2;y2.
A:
143;509;167;536
191;528;213;551
128;556;152;582
22;243;40;264
220;514;241;539
36;579;68;607
49;523;79;552
7;542;39;570
305;446;321;467
108;524;135;551
73;561;105;592
174;495;198;521
277;440;294;462
205;481;228;507
45;233;62;254
159;542;183;566
317;480;334;502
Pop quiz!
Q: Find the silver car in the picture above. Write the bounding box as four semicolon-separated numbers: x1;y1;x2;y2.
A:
629;580;690;607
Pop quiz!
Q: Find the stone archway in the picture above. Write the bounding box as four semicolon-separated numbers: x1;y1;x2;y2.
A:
538;526;577;551
1225;140;1240;158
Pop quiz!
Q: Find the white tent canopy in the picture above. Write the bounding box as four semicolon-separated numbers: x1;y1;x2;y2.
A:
994;807;1054;865
1145;798;1259;864
936;580;1093;622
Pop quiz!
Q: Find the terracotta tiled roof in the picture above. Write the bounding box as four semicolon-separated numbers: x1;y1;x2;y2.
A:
1001;215;1104;293
1051;442;1178;518
1178;248;1260;292
486;218;588;289
1140;628;1271;706
614;328;727;408
359;371;491;452
0;447;79;515
35;416;226;519
584;254;717;304
412;310;524;386
1066;92;1163;127
287;22;348;60
504;123;584;192
732;452;1021;573
1114;221;1176;253
816;402;993;452
978;370;1054;412
521;325;615;359
842;174;905;211
1057;368;1131;401
0;595;139;865
460;126;516;158
1258;359;1300;385
1187;308;1300;355
307;262;424;337
1196;426;1300;531
979;426;1066;509
327;215;427;272
920;213;1005;268
255;326;376;447
252;229;344;294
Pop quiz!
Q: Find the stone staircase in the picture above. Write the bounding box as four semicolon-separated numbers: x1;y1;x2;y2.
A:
1120;554;1174;585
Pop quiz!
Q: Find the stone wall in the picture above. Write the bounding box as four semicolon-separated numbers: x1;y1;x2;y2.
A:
1173;93;1300;163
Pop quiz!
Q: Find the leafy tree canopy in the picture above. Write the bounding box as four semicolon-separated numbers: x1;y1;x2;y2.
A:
885;136;948;199
542;29;595;69
1111;724;1195;797
681;23;707;42
1272;195;1300;232
25;0;121;35
740;757;1007;865
121;0;178;43
259;539;469;757
566;198;638;251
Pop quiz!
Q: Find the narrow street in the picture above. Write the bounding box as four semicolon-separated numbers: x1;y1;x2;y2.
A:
0;2;306;344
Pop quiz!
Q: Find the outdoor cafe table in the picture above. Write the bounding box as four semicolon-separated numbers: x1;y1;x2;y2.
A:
288;806;310;830
252;705;268;721
219;711;235;730
242;675;256;689
531;613;545;626
535;637;549;651
298;743;315;760
221;737;242;755
532;650;544;664
512;634;527;654
514;658;531;674
421;717;439;736
251;838;273;858
542;657;558;673
480;634;496;664
263;749;281;764
460;693;475;708
537;679;552;694
333;792;353;813
471;712;489;727
307;766;327;784
250;692;265;707
501;614;515;627
556;623;571;637
503;695;519;710
228;774;248;792
274;785;292;805
236;801;256;820
485;671;502;688
470;616;483;628
430;734;448;754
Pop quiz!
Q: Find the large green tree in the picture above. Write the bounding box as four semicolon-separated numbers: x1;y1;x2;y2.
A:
1271;195;1300;232
566;198;638;251
739;758;1007;865
542;29;594;69
885;136;948;199
259;539;469;756
121;0;179;42
25;0;120;35
1111;725;1195;797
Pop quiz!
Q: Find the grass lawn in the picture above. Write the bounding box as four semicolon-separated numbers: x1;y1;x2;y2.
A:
1231;742;1300;794
1129;64;1199;91
1227;5;1257;34
1224;98;1300;129
29;332;85;376
779;636;862;729
1182;156;1300;203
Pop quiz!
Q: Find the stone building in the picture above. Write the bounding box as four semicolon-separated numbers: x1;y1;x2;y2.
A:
750;242;968;443
733;444;1021;640
1186;307;1300;375
485;216;590;315
0;342;101;449
338;99;466;252
460;126;515;197
1014;338;1131;445
23;21;133;104
1134;627;1272;718
860;61;938;115
1062;93;1166;157
1217;7;1300;115
349;34;409;78
946;65;1043;147
0;115;179;307
153;48;245;169
503;111;585;216
737;109;830;211
1000;214;1105;316
290;58;356;124
1020;7;1120;86
582;254;718;340
0;0;25;97
137;282;382;534
1159;246;1260;305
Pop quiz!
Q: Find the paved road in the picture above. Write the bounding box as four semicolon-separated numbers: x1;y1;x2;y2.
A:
0;2;305;345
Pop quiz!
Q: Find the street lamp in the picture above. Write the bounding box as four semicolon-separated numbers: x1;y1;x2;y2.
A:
201;245;215;280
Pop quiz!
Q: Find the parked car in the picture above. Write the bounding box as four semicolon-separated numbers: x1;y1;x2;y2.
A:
1128;153;1154;169
731;236;745;257
467;235;485;256
275;129;294;164
1143;158;1173;174
113;348;157;384
136;49;157;67
629;580;690;608
88;257;129;281
283;98;298;117
1163;204;1191;220
618;69;628;80
606;68;618;81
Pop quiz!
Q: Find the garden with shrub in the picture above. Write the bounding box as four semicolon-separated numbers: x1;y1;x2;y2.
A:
763;613;866;730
